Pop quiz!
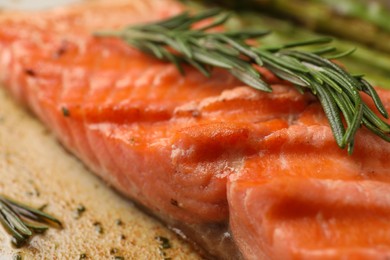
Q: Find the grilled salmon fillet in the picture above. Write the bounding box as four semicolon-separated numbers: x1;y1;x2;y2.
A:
0;0;389;259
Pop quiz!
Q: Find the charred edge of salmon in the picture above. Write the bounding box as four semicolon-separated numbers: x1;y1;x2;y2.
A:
128;198;242;260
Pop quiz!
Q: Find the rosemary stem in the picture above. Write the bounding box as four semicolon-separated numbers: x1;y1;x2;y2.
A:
0;195;61;247
94;9;390;153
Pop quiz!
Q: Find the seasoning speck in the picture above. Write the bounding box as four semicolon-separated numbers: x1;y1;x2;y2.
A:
54;41;68;58
110;248;119;255
79;253;87;259
170;199;179;207
74;204;86;219
114;257;124;260
13;253;22;260
61;107;70;117
93;222;103;234
26;188;40;197
155;236;171;249
24;69;36;77
115;219;123;226
191;110;200;118
129;137;136;144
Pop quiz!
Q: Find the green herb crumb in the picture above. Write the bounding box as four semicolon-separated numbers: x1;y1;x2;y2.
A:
93;222;103;234
74;204;86;219
61;107;70;117
110;248;119;255
155;236;171;249
13;253;22;260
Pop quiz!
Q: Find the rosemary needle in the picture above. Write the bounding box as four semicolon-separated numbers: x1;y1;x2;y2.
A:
0;195;61;247
94;9;390;154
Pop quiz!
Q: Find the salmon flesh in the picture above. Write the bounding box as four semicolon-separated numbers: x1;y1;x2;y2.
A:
0;0;389;259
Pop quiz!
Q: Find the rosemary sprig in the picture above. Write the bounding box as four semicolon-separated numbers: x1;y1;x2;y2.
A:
0;195;61;247
94;9;390;154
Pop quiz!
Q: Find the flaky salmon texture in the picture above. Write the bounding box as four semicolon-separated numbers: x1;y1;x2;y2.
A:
0;0;389;259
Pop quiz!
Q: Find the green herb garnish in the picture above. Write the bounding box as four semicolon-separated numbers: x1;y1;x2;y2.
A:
0;195;61;247
95;9;390;154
